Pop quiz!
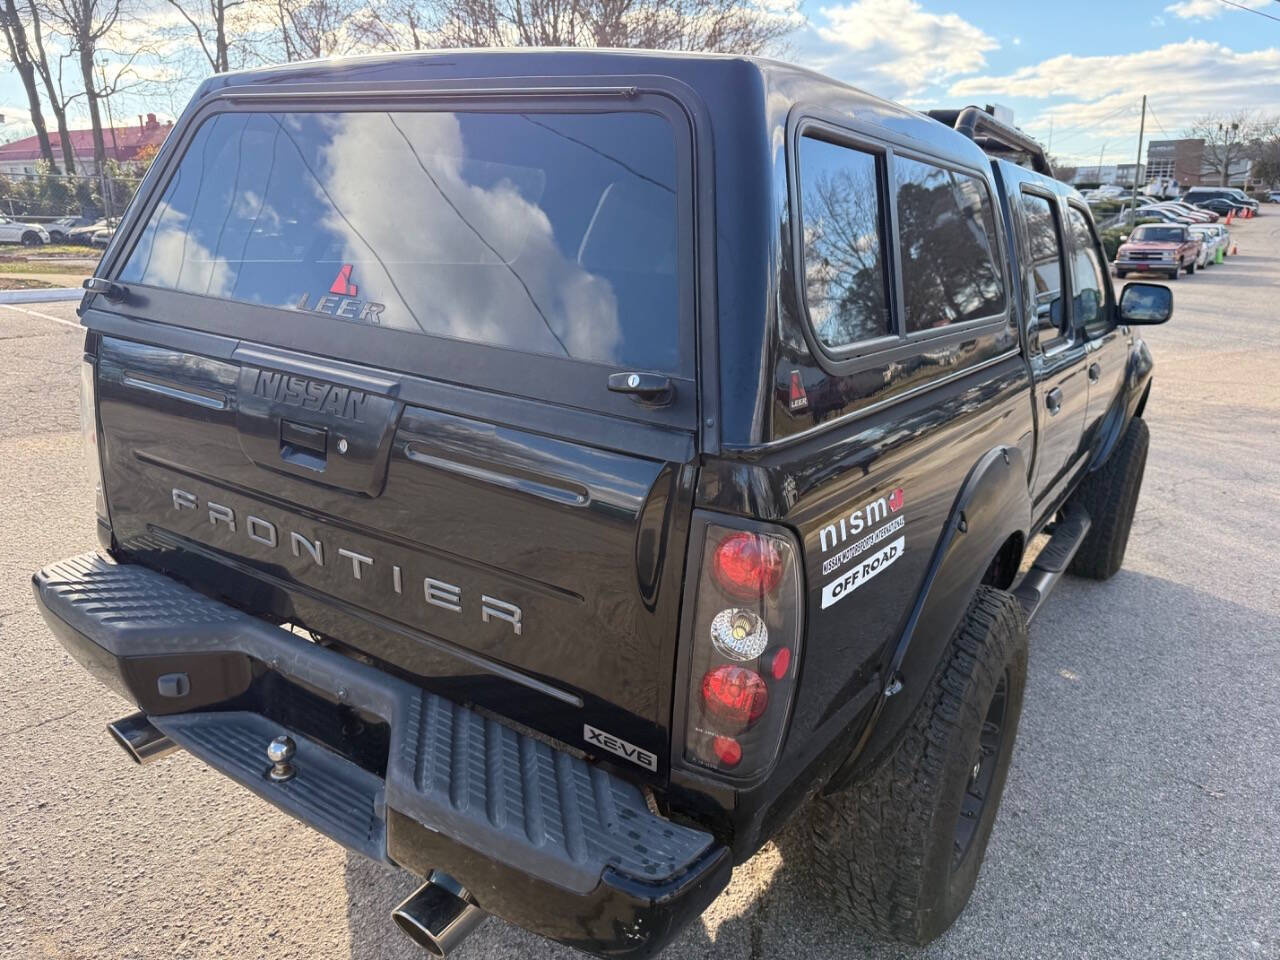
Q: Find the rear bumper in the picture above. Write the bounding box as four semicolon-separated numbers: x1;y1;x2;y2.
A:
33;553;729;958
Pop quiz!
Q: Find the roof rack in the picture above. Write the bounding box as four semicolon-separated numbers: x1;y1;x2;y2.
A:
927;106;1055;178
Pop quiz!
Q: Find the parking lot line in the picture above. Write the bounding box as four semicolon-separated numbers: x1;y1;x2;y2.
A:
0;303;82;330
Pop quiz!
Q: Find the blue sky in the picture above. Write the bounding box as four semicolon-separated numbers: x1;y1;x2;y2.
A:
2;0;1278;165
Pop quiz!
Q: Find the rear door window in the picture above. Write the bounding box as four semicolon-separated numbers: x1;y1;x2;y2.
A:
894;156;1006;333
118;110;683;374
795;135;892;349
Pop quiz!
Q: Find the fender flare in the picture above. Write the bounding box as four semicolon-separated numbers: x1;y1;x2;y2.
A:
828;442;1032;790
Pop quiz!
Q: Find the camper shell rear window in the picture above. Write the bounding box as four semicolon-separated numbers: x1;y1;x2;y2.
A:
117;108;685;375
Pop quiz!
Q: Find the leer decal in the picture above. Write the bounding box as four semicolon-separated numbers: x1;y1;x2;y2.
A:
820;535;905;609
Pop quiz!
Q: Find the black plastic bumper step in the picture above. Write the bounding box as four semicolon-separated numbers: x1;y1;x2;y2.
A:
33;553;716;897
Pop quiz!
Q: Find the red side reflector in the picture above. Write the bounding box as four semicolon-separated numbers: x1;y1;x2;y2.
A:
712;532;783;600
712;736;742;768
702;665;768;728
766;646;792;681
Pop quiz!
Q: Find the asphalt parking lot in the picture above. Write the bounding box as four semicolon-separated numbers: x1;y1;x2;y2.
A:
2;217;1277;960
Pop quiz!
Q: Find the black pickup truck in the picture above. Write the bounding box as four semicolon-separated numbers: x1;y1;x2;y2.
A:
34;50;1173;956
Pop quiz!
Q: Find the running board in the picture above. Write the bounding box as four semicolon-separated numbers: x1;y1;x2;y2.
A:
1013;504;1091;623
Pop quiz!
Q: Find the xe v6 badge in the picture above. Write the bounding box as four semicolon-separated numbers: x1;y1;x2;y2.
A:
584;724;657;772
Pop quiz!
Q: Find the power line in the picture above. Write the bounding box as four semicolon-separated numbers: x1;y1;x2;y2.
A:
1215;0;1280;21
1045;104;1137;151
1145;103;1171;140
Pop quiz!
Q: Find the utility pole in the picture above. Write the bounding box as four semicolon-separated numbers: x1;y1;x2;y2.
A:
1128;95;1147;232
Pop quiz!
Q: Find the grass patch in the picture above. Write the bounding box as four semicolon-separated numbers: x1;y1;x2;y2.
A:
0;261;91;276
0;276;58;290
0;243;100;259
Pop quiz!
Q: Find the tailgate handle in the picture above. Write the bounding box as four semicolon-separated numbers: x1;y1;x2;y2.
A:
280;419;327;470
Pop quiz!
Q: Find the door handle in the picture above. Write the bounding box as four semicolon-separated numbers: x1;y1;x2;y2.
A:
1046;387;1063;415
1088;363;1101;383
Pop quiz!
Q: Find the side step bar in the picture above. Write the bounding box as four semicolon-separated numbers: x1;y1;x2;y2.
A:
1013;503;1091;623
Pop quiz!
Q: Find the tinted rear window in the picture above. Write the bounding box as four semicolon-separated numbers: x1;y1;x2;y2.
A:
118;110;682;373
893;156;1006;332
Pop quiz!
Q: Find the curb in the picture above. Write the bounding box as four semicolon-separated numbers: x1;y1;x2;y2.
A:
0;288;82;304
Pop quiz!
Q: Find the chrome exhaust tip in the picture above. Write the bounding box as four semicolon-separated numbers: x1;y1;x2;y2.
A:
108;712;178;765
391;871;486;957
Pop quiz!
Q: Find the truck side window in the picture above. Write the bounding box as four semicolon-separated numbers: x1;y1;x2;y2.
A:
1019;192;1066;348
796;135;892;349
894;156;1005;333
1067;206;1110;337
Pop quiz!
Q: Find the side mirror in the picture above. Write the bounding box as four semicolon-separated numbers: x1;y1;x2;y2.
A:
1118;282;1173;325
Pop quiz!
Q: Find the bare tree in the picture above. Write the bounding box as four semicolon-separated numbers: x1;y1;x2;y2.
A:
0;0;57;168
161;0;244;72
26;0;76;172
1185;110;1280;187
274;0;362;60
37;0;129;173
360;0;797;54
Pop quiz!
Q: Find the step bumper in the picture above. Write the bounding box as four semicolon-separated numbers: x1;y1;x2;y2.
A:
33;552;729;958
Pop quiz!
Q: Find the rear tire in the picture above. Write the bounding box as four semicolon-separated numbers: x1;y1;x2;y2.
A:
809;587;1028;945
1067;417;1150;580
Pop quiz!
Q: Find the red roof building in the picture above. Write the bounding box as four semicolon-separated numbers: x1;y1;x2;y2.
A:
0;113;173;175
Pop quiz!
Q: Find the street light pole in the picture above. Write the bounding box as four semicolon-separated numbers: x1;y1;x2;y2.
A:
1129;95;1147;231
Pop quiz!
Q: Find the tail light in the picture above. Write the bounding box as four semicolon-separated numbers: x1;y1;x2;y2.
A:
678;516;802;780
79;359;108;524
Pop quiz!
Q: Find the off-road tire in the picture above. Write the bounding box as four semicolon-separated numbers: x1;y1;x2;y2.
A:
808;587;1028;945
1066;416;1149;580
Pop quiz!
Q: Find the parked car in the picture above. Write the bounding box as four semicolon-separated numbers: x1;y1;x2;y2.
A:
1268;191;1280;204
1194;197;1251;217
1184;186;1258;213
90;225;115;247
36;55;1174;958
45;215;99;243
1139;207;1195;225
1148;201;1216;223
0;215;50;246
1114;223;1200;279
68;218;116;245
1188;224;1229;264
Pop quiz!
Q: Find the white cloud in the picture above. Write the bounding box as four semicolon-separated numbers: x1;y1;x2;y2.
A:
800;0;998;98
1165;0;1269;19
949;40;1280;160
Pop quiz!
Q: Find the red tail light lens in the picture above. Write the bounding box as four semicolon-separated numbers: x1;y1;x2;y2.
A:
712;532;783;599
680;517;802;779
701;665;769;729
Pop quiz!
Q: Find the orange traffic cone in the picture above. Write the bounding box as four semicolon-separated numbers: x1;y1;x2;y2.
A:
1232;243;1239;255
1226;210;1234;224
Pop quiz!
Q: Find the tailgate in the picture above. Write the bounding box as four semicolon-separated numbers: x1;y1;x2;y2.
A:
93;331;696;778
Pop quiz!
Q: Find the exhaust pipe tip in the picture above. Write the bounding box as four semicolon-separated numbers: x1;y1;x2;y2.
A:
108;712;178;765
392;872;486;957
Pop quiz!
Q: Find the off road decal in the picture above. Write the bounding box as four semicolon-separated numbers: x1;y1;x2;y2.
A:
820;535;904;609
584;724;657;772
